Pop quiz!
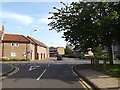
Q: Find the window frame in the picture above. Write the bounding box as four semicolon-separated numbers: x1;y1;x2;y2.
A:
11;52;16;57
11;42;14;47
15;42;19;47
23;52;27;56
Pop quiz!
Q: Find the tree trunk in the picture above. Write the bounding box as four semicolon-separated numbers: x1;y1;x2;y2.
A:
107;44;114;65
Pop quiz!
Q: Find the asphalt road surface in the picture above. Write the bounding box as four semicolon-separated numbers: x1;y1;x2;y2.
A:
2;58;88;89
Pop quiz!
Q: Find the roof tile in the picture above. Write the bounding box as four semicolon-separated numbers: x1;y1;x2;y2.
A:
27;36;47;48
2;34;30;43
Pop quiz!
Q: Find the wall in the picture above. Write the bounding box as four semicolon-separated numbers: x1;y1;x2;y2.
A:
57;47;65;55
2;42;33;59
37;46;49;60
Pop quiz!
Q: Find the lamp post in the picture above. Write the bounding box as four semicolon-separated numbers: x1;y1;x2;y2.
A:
29;30;37;60
30;30;37;36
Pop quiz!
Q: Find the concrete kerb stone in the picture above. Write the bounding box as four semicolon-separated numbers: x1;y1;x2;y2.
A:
73;65;100;90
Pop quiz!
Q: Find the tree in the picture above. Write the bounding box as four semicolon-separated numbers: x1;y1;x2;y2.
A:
65;44;73;54
48;2;120;64
92;46;104;57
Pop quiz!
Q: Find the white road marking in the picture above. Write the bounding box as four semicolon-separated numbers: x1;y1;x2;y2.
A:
37;69;47;80
29;66;40;71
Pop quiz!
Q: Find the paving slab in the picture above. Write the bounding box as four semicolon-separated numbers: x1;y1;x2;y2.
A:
75;65;119;89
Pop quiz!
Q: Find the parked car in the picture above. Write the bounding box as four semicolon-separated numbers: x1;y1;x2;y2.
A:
57;55;63;60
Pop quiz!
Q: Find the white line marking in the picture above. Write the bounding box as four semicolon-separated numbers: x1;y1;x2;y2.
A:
37;69;47;80
29;66;40;71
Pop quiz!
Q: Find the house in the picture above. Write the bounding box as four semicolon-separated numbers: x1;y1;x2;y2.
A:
49;47;64;57
27;36;49;60
102;43;120;58
1;25;49;60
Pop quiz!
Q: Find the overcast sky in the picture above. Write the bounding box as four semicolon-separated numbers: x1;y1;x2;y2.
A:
0;2;69;47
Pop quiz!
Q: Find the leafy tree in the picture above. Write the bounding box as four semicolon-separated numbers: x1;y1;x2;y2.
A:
65;44;73;54
48;2;120;64
92;46;104;57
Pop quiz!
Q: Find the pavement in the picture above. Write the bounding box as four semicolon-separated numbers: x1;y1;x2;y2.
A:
74;64;120;90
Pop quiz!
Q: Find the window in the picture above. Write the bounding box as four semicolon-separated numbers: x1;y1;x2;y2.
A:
11;52;16;56
11;43;14;46
15;42;19;47
11;42;19;47
23;52;27;56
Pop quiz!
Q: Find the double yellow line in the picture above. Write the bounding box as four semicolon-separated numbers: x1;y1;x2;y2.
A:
0;66;19;80
72;66;93;90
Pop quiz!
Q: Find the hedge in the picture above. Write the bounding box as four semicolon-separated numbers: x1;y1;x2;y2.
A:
63;55;119;60
2;59;30;61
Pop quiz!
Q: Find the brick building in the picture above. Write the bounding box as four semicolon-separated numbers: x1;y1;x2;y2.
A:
0;25;49;60
102;43;120;57
49;47;64;57
27;36;49;60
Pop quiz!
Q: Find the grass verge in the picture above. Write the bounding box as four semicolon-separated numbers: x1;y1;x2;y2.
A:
89;64;120;79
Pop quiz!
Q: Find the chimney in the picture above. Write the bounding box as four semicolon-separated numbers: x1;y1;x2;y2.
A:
2;25;4;32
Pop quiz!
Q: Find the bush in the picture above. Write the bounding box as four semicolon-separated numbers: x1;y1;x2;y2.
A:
96;56;109;60
96;56;119;60
63;55;91;59
78;56;90;59
62;55;77;58
63;54;120;60
116;57;120;60
2;59;30;61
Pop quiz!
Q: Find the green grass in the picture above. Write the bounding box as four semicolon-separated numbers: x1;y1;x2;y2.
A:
90;64;120;79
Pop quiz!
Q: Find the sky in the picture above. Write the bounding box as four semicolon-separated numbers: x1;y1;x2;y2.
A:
0;0;115;48
0;1;70;48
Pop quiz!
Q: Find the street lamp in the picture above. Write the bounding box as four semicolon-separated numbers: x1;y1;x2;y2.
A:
30;30;37;36
29;30;37;60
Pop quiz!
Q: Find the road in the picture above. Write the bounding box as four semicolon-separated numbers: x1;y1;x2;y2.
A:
2;58;91;89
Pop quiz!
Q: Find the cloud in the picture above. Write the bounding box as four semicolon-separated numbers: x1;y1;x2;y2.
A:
37;14;52;24
38;18;51;24
0;11;53;25
1;11;34;24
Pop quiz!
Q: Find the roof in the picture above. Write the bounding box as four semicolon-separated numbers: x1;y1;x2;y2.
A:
27;36;47;48
2;34;30;43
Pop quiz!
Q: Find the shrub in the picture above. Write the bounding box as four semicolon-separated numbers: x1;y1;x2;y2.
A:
116;57;120;60
96;56;119;60
63;55;91;59
79;56;91;59
2;59;30;61
96;56;109;60
62;55;76;58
